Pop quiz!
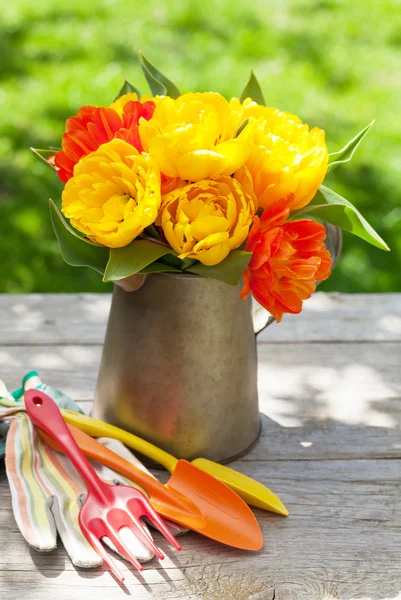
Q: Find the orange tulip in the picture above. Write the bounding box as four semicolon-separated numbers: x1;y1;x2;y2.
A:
55;100;155;183
240;197;332;321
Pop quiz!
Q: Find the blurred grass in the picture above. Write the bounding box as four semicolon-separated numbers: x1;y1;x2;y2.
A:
1;0;400;293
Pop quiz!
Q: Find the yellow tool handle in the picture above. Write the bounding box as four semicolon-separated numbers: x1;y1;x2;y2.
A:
60;409;178;473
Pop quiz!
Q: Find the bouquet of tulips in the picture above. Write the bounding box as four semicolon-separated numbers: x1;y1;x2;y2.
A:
33;53;388;322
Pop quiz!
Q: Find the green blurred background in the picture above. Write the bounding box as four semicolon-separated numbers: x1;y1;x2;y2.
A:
1;0;400;293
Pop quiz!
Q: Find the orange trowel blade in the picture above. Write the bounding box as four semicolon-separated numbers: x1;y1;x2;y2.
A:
168;459;263;551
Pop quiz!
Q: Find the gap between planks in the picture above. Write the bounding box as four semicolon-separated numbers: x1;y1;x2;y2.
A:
0;339;400;347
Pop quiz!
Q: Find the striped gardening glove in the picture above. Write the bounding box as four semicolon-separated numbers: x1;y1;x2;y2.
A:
21;371;186;538
0;378;158;568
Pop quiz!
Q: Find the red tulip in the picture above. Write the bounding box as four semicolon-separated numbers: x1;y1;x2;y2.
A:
240;196;332;322
54;101;155;183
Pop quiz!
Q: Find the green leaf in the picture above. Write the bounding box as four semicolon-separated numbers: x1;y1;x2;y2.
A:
291;185;390;251
141;68;166;96
236;119;249;137
158;253;188;270
158;253;181;269
144;224;162;240
186;250;253;285
139;52;180;98
49;199;109;274
31;148;57;173
139;261;181;274
103;239;172;281
240;71;265;105
114;79;141;101
180;257;197;269
328;120;375;172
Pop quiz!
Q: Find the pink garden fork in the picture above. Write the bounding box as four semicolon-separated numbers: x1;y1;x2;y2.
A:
25;389;182;582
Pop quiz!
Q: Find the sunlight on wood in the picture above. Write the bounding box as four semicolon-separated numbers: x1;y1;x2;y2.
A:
259;361;399;428
81;296;111;323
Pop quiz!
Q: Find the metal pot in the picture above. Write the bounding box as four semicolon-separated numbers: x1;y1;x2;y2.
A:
93;224;342;463
93;275;261;463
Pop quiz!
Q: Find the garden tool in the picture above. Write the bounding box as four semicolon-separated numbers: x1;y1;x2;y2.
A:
61;408;288;516
40;417;264;551
0;381;172;568
25;389;182;582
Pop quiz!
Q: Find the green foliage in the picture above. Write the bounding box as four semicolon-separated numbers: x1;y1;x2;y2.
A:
30;148;57;173
49;199;109;274
292;185;390;251
240;71;265;105
114;79;141;101
51;198;185;281
139;261;181;274
187;251;253;285
139;52;180;98
328;121;375;172
103;239;172;281
1;0;400;293
235;119;249;137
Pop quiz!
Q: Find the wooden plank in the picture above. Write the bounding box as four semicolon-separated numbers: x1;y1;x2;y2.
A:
0;294;110;345
257;342;401;430
1;342;400;459
2;293;401;345
0;293;400;598
1;457;400;599
259;291;401;343
0;344;102;400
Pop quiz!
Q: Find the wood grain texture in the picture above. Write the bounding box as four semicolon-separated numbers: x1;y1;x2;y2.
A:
0;456;400;599
1;292;401;345
0;293;400;599
0;293;110;345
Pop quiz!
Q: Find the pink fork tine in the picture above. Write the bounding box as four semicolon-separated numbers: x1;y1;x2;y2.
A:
101;523;144;572
124;514;165;560
81;514;145;574
136;496;183;552
84;529;125;582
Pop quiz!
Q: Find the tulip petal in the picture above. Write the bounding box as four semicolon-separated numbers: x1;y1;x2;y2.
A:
214;139;251;175
55;102;156;183
160;177;255;266
242;199;332;321
141;93;252;181
191;216;229;241
62;139;161;248
176;150;228;181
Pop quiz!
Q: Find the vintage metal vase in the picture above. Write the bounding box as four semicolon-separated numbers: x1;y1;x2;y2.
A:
93;224;342;463
93;275;262;463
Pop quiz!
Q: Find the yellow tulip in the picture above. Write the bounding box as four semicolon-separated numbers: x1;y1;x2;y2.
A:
140;92;254;181
159;171;256;266
62;139;161;248
231;98;328;210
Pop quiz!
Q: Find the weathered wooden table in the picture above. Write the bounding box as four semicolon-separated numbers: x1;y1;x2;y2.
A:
0;292;400;600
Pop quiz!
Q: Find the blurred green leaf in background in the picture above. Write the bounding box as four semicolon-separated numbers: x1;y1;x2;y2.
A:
1;0;400;293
